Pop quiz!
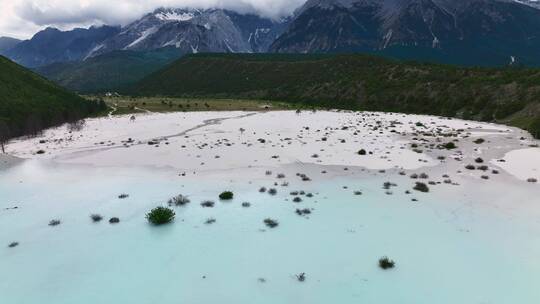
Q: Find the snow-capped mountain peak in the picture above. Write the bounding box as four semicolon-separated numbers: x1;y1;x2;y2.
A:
88;8;287;57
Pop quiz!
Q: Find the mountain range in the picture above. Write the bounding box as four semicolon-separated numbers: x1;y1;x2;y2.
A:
271;0;540;66
2;0;540;93
4;1;540;69
3;7;286;69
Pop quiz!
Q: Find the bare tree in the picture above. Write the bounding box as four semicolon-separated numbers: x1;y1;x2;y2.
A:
24;114;42;137
0;121;10;153
68;119;86;132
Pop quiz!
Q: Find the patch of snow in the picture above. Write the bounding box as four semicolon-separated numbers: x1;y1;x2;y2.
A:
155;11;195;22
83;44;104;60
125;26;158;49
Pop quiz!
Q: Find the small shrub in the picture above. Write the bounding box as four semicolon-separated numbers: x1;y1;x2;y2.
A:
474;138;485;144
118;193;129;199
378;257;395;269
168;194;190;206
109;217;120;224
48;219;61;226
475;157;484;163
146;207;175;225
527;178;538;183
413;182;429;193
90;214;103;222
259;187;267;193
296;272;306;282
219;191;234;200
268;188;277;195
263;218;279;228
465;164;476;170
442;142;457;149
357;149;367;155
8;242;19;248
296;208;311;216
205;218;216;225
201;200;215;208
292;197;302;203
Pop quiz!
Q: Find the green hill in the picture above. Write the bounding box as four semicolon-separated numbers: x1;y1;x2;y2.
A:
36;48;183;93
133;53;540;137
0;55;105;140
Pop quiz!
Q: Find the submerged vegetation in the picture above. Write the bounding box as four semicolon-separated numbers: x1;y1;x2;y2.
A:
264;218;279;228
379;257;396;270
168;194;190;206
90;214;103;222
219;191;234;200
48;219;61;226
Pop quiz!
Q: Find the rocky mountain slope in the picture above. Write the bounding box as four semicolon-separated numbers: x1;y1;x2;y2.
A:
5;26;120;68
0;37;21;55
91;8;286;56
5;8;286;68
270;0;540;65
6;1;540;69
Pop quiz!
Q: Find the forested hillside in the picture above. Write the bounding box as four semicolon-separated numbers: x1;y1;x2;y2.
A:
0;55;106;142
134;53;540;137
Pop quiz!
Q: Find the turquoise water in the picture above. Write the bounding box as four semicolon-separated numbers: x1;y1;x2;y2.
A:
1;161;539;303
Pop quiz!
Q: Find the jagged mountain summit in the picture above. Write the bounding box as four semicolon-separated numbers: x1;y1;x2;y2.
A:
91;8;287;57
270;0;540;65
5;8;286;68
5;1;540;69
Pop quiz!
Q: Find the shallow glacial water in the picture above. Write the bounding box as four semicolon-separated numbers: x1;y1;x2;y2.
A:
1;160;539;304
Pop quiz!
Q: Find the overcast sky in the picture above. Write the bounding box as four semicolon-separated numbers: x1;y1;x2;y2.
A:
0;0;307;39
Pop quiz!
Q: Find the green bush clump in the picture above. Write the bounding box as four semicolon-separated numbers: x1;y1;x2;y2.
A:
219;191;234;200
146;207;175;225
473;138;485;144
413;182;429;193
442;142;457;149
379;257;395;269
90;214;103;222
263;218;279;228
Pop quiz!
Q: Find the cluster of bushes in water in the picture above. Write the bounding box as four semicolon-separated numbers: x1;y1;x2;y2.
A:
219;191;234;200
146;207;175;225
379;257;396;269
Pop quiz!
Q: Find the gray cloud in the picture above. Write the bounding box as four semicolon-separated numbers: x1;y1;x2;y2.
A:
0;0;306;39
